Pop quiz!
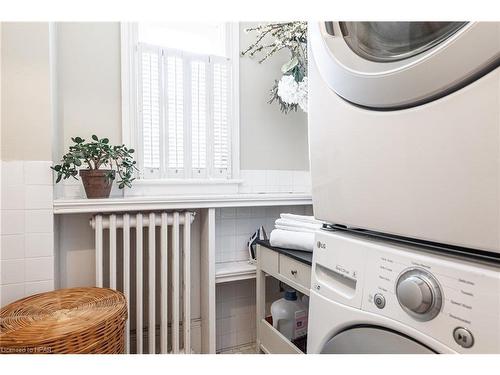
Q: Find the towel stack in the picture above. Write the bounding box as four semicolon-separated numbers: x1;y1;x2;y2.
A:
269;214;324;252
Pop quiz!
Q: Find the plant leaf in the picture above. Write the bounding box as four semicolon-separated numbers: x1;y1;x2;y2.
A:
281;56;298;74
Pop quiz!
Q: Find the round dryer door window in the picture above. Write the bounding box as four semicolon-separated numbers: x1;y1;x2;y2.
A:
320;326;436;354
310;21;500;109
339;22;466;62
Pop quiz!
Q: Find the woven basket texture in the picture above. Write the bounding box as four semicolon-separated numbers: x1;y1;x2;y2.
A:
0;287;127;354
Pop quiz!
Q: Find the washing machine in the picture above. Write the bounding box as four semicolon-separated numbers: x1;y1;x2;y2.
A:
307;231;500;354
308;22;500;256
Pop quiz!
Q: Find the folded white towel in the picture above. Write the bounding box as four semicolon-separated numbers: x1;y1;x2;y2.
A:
275;225;317;233
275;218;322;231
269;229;315;252
280;213;324;225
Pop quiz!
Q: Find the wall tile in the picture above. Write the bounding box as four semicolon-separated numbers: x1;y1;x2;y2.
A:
24;280;54;296
25;185;53;209
221;332;237;349
216;279;260;351
1;161;24;187
25;233;54;258
235;207;251;218
1;259;25;284
0;160;55;306
0;283;25;307
265;170;280;193
1;210;25;235
236;218;252;235
220;236;235;254
1;234;25;260
219;219;235;237
24;161;53;185
25;209;54;233
239;169;312;194
220;207;236;219
1;185;25;209
24;257;54;282
238;183;252;194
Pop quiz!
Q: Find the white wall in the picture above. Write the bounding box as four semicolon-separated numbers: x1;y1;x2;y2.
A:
239;22;309;171
57;23;122;152
1;23;53;161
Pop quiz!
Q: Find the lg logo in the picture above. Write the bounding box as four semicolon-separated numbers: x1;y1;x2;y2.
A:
317;241;326;249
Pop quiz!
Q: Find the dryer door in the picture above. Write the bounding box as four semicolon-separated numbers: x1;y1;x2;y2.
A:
320;326;436;354
310;21;500;108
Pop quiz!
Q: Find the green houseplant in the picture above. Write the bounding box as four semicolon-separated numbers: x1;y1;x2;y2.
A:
52;135;138;199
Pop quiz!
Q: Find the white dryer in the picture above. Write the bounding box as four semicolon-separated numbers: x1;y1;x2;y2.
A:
308;22;500;255
307;231;500;353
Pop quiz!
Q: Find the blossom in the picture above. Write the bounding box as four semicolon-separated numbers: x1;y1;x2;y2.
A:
277;75;308;113
297;77;308;112
277;75;299;104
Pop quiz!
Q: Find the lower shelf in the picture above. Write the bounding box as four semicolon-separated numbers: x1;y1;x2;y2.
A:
215;261;256;283
259;318;305;354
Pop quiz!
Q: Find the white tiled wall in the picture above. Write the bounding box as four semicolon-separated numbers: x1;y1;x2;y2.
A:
239;170;311;194
216;278;283;352
216;279;256;351
215;205;313;263
57;178;123;199
0;161;55;307
56;169;310;199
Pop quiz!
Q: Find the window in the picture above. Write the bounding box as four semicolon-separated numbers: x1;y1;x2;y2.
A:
121;22;239;181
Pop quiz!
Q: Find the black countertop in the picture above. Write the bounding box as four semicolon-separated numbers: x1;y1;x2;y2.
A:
255;239;313;266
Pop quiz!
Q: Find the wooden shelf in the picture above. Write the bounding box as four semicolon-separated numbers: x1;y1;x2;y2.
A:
215;261;256;283
53;193;312;214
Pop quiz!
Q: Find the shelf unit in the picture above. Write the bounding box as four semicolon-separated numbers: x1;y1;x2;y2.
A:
215;261;256;283
201;202;313;353
256;244;312;354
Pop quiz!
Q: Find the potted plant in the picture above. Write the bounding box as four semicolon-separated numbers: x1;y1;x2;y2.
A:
52;135;138;199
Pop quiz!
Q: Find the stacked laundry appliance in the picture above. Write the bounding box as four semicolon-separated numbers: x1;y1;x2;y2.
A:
307;21;500;353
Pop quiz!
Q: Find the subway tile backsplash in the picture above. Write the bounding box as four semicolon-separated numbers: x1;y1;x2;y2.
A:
0;160;55;307
215;205;311;264
239;170;311;194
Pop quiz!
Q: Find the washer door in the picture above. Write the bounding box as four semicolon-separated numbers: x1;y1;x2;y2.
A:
320;327;436;354
310;21;500;109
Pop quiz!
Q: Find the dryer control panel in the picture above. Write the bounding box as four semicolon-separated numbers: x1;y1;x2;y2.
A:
311;231;500;353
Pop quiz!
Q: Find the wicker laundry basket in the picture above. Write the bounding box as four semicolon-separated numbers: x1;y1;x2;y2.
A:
0;287;127;354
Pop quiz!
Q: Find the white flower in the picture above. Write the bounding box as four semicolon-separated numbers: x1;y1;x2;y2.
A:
297;77;308;112
277;75;299;105
277;75;308;113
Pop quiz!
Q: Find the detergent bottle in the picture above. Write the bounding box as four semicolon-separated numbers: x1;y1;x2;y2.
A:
271;290;308;340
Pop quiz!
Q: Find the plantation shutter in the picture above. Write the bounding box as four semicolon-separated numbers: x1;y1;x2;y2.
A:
190;59;208;177
211;58;231;178
165;53;184;177
139;45;162;177
137;44;232;179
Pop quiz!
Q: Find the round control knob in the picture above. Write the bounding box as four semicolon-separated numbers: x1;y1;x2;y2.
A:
397;276;433;313
396;268;442;321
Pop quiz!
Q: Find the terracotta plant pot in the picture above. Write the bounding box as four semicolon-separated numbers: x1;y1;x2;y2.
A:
79;169;115;199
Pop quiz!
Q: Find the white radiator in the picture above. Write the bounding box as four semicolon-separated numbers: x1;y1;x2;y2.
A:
90;211;195;354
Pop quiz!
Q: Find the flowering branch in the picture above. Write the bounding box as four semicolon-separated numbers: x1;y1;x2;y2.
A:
241;22;308;113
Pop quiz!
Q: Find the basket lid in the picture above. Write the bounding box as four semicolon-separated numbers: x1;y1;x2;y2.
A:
0;287;127;351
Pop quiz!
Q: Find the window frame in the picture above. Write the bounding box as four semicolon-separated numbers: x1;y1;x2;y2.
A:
120;22;240;183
